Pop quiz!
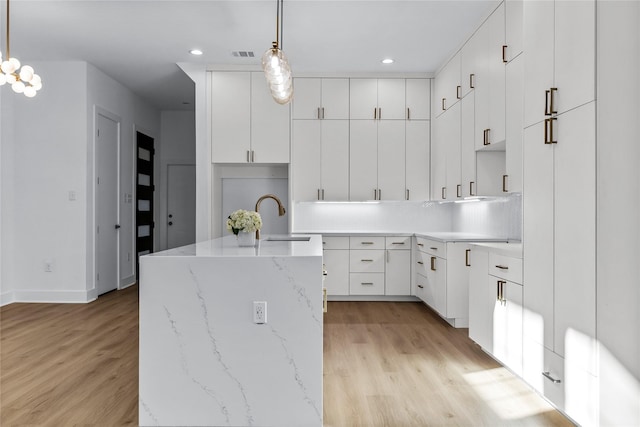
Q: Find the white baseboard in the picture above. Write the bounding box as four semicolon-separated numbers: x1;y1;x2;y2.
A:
0;291;15;307
10;289;97;304
120;275;136;289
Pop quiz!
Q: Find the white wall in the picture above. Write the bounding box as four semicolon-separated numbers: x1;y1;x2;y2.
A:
158;110;196;250
0;60;160;304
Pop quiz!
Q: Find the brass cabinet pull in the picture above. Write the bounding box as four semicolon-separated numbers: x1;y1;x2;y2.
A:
321;189;325;200
361;242;374;245
361;282;374;286
322;107;325;119
392;242;405;245
417;261;424;265
495;265;509;270
378;108;382;119
323;288;327;313
406;189;410;200
502;45;508;63
542;372;562;384
456;85;462;99
497;280;506;304
374;108;377;120
373;189;377;200
465;249;471;267
386;250;390;263
407;107;410;120
247;150;251;163
378;189;382;200
441;187;446;200
361;259;374;262
545;117;558;144
545;90;551;116
417;243;424;247
251;150;255;162
417;284;424;289
470;73;475;89
502;175;508;192
442;98;446;111
430;256;436;271
497;280;501;301
550;88;558;115
470;181;476;196
456;184;462;198
317;189;321;200
483;128;491;145
430;247;438;251
317;107;321;119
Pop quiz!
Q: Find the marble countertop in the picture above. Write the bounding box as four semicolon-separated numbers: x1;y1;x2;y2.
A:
294;230;511;243
147;234;323;258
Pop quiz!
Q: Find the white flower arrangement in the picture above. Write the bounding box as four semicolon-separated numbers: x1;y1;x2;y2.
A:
226;209;262;235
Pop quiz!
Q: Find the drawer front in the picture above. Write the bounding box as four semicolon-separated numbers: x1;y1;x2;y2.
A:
415;237;446;257
322;236;350;250
350;236;385;250
489;253;523;283
414;273;428;302
350;273;385;295
415;250;439;276
349;250;385;272
385;236;411;250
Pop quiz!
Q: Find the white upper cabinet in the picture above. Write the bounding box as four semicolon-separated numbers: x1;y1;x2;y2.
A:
210;72;251;163
505;0;523;62
211;71;290;164
350;79;406;120
523;0;595;128
405;120;430;201
460;27;481;99
405;79;431;120
292;78;349;120
434;53;461;117
377;121;406;200
505;53;523;193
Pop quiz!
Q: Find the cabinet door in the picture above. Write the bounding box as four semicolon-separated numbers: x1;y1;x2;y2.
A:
505;53;523;193
446;243;471;319
425;256;447;316
349;120;378;200
493;279;523;376
554;0;595;115
377;79;406;120
468;249;491;350
405;79;430;120
321;78;350;120
292;78;321;119
444;103;461;200
430;114;447;200
323;249;349;296
405;120;430;201
505;0;523;61
523;0;554;128
460;24;481;98
553;102;596;369
321;120;350;201
211;72;250;162
435;53;461;116
377;121;406;200
473;23;490;150
251;72;290;163
487;2;506;145
522;120;554;350
385;249;411;296
291;120;321;201
460;93;476;197
350;79;378;120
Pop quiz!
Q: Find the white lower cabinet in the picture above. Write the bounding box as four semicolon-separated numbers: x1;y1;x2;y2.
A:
322;237;350;296
414;237;471;327
385;237;411;296
469;244;523;376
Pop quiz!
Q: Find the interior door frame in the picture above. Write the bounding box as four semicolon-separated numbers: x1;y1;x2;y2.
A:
93;106;121;296
134;128;157;281
164;161;196;249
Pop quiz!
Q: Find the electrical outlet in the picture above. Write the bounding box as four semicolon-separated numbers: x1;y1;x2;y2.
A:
253;301;267;324
44;260;53;272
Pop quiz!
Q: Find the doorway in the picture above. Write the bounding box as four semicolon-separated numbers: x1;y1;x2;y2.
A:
136;132;155;278
167;164;196;249
95;113;119;296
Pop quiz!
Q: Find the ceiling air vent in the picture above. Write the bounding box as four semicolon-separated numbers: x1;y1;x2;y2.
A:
232;51;255;58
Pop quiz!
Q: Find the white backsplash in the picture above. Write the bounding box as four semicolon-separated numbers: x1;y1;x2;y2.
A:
292;194;521;240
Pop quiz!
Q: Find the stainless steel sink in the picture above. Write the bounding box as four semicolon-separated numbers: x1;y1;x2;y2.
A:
264;235;311;242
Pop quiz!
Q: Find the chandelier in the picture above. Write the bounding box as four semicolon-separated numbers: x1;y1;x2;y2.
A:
0;0;42;97
261;0;293;105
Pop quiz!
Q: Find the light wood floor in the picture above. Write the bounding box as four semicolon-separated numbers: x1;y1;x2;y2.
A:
1;286;573;426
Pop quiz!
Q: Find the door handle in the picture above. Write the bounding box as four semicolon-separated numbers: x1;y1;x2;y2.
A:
115;224;121;229
168;214;173;218
168;221;173;226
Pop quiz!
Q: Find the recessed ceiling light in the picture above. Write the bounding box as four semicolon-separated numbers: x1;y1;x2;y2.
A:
382;58;394;64
189;49;203;56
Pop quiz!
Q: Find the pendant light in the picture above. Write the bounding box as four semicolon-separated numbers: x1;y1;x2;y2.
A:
261;0;293;105
0;0;42;97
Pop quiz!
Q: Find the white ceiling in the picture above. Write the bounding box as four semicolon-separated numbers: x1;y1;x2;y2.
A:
2;0;499;110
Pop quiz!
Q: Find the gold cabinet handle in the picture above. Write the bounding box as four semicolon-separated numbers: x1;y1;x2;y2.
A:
497;280;501;301
429;247;438;251
247;150;251;163
456;85;462;99
550;88;558;115
470;181;476;196
442;98;446;111
251;150;255;162
502;45;508;63
317;107;321;119
417;261;424;265
406;189;410;200
323;288;327;313
495;265;509;270
430;256;436;271
465;249;471;267
483;128;491;145
417;284;424;289
456;184;462;198
374;108;377;120
392;242;406;245
441;187;446;200
417;243;424;247
378;189;382;200
502;175;508;193
322;107;325;119
317;189;321;201
361;242;374;245
545;117;558;144
542;372;562;384
407;107;410;120
361;259;374;262
470;73;475;89
361;282;374;286
321;189;325;200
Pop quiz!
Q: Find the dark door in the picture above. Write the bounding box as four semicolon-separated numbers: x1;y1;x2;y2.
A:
136;132;155;279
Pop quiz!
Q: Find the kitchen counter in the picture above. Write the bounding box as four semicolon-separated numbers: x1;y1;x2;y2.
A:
295;230;511;243
139;235;323;426
469;242;523;257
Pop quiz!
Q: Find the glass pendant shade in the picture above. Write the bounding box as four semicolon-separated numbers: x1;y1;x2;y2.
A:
262;47;293;105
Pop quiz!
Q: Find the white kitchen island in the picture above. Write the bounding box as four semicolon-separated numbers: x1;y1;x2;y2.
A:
139;235;323;427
